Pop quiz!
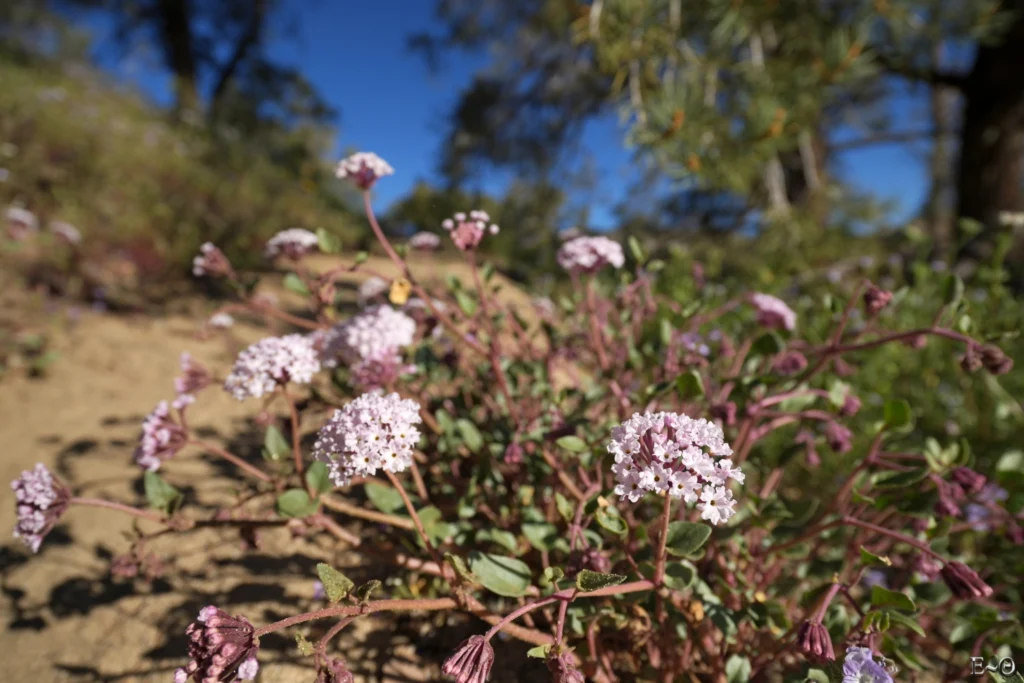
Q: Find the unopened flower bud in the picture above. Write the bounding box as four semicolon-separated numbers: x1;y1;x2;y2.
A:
315;656;355;683
774;350;808;375
797;621;835;662
960;344;983;373
711;401;737;426
950;467;986;496
546;649;586;683
940;561;993;600
824;422;853;454
441;635;494;683
979;345;1013;375
862;284;892;316
839;394;862;417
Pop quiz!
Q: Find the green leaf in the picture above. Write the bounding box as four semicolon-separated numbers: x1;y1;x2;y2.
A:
576;569;627;592
883;398;912;430
305;461;333;495
454;290;478;316
143;471;183;515
263;425;290;462
873;467;929;489
527;644;552;659
364;481;405;513
870;586;916;612
663;562;697;590
444;553;479;584
828;380;850;408
675;370;705;400
456;419;483;451
628;235;645;263
522;522;559;551
997;450;1023;472
468;552;533;597
665;521;712;557
725;654;751;683
556;435;587;453
555;492;575;521
859;547;892;568
316;563;354;602
885;610;926;637
476;528;519;552
805;670;830;683
353;579;382;603
295;632;315;656
942;273;965;308
595;506;628;536
540;566;565;587
751;332;784;356
283;272;310;296
277;489;319;518
316;227;341;254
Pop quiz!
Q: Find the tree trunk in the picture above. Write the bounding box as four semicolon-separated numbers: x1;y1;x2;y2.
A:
955;0;1024;258
925;45;956;259
157;0;199;114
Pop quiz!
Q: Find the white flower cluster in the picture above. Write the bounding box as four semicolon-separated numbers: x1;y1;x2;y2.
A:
751;293;797;331
335;152;394;189
409;232;441;251
224;334;320;400
313;392;422;486
208;312;234;329
998;211;1024;228
556;236;625;273
357;276;390;305
264;228;319;260
442;210;499;251
49;220;81;245
12;463;68;553
609;412;743;525
192;242;231;277
5;206;38;240
317;305;416;369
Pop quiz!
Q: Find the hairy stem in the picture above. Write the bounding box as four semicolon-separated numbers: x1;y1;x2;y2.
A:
71;497;167;524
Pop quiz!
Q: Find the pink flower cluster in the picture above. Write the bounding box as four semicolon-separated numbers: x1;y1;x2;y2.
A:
224;335;320;400
134;401;188;471
174;606;259;683
175;352;211;402
334;152;394;190
49;220;82;245
409;231;441;251
556;236;625;273
317;305;416;371
5;206;38;240
313;392;422;487
609;412;742;525
441;210;499;251
12;463;70;552
192;242;234;278
264;228;319;260
357;276;390;305
751;293;797;331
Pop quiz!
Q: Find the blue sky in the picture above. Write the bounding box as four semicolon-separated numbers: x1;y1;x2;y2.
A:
79;0;929;228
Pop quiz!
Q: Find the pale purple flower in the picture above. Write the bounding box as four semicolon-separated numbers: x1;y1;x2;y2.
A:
49;220;81;245
5;206;38;240
751;293;797;331
175;352;211;397
133;401;188;471
334;152;394;190
174;606;259;683
557;236;625;273
976;483;1008;505
317;305;416;369
964;504;992;532
224;334;320;400
192;242;234;278
313;580;326;600
409;231;441;251
441;210;499;251
264;228;319;260
842;646;893;683
0;168;9;183
861;570;888;590
208;312;235;329
313;392;422;487
11;464;70;553
608;412;739;524
678;332;711;357
348;353;416;390
357;276;390;306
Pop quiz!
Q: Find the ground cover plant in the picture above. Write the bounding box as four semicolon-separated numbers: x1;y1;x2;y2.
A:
9;153;1024;683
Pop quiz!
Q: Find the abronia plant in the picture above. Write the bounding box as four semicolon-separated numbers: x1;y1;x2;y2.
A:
10;151;1022;683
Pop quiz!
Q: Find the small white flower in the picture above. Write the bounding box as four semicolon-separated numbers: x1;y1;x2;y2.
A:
557;236;625;273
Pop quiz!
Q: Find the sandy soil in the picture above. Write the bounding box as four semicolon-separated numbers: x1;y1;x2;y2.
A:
0;255;543;682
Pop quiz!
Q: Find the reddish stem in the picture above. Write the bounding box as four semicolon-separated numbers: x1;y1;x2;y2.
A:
71;497;167;525
188;440;272;483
